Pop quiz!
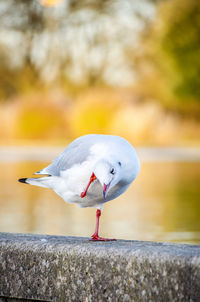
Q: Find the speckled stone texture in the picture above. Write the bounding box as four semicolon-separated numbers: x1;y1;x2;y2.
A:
0;233;200;302
0;299;37;302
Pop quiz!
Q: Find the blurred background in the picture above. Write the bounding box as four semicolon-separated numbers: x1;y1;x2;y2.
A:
0;0;200;244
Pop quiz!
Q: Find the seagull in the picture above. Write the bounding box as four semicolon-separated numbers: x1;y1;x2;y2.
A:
18;134;140;241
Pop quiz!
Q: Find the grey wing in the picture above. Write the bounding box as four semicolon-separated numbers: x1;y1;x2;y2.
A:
37;135;98;176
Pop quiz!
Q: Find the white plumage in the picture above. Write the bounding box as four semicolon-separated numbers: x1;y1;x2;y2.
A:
19;134;140;241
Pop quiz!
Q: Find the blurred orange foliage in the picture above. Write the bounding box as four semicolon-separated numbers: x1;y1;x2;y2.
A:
39;0;63;7
0;88;199;146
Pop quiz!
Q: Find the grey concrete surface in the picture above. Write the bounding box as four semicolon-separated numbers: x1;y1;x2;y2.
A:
0;298;38;302
0;232;200;302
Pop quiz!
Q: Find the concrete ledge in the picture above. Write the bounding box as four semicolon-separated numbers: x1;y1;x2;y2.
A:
0;233;200;302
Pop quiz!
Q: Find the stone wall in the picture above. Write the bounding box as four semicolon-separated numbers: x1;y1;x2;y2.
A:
0;232;200;302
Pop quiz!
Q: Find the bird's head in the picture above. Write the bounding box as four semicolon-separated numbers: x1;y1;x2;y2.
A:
93;159;122;199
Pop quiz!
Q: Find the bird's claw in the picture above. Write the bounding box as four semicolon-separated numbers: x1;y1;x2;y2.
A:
90;234;116;241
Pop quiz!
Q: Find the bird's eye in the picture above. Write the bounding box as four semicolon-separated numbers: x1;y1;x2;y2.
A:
110;168;115;175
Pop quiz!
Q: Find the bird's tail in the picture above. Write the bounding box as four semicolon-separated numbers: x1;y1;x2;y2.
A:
18;176;52;188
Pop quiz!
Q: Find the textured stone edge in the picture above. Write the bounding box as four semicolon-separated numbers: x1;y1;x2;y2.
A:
0;298;39;302
0;232;200;302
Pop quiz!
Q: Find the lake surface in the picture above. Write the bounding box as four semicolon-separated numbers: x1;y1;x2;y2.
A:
0;153;200;244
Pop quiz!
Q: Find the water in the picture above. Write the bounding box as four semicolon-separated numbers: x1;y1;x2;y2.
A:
0;159;200;244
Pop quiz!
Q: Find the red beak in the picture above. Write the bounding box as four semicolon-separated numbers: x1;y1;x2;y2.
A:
103;183;110;199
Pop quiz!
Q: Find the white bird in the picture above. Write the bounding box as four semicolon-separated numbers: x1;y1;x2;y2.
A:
18;134;140;241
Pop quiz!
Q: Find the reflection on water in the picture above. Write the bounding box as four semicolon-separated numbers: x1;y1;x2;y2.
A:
0;161;200;244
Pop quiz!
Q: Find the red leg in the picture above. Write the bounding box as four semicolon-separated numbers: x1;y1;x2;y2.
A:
90;209;116;241
81;173;96;198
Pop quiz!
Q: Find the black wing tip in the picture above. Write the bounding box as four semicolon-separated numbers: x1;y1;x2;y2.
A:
18;178;28;184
